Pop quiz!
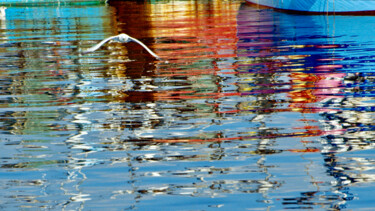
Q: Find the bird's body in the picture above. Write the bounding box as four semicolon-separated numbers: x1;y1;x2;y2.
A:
82;33;160;59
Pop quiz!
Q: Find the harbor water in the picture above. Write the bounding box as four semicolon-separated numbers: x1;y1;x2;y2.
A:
0;0;374;210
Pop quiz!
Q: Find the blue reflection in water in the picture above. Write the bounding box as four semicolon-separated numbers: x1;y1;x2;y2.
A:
238;4;375;209
0;1;374;210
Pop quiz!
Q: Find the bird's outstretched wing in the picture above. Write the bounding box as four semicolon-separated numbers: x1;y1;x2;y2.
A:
82;33;160;59
129;36;160;59
82;35;119;54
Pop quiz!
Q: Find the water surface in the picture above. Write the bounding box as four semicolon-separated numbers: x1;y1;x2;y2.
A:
0;1;374;210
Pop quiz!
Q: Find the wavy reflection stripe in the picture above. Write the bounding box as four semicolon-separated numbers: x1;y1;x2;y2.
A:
156;45;235;54
286;148;320;153
158;53;237;60
155;41;237;50
155;89;325;101
157;65;238;73
314;64;344;70
157;71;277;76
150;130;328;144
293;125;320;130
157;70;240;76
155;92;241;100
136;128;346;144
152;137;242;143
216;107;340;114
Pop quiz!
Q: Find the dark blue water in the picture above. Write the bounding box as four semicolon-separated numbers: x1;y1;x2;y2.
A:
0;1;374;210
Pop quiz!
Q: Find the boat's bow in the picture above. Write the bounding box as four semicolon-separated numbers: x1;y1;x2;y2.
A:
246;0;375;14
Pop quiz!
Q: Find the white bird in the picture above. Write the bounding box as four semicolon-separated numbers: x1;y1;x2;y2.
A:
82;33;160;59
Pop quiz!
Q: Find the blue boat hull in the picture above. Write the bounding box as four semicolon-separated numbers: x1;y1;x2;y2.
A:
246;0;375;13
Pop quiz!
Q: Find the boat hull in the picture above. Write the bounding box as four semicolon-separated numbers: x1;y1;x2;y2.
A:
246;0;375;14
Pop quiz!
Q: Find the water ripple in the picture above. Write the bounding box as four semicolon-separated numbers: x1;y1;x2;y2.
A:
0;1;374;210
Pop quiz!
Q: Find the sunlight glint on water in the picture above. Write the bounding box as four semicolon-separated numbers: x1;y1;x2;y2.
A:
0;1;374;210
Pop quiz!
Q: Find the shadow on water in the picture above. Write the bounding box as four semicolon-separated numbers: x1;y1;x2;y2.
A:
0;0;374;210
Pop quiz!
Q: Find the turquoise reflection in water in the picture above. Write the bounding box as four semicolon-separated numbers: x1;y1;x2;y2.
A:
0;1;374;210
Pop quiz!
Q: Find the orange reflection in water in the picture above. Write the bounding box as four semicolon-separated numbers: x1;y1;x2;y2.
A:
147;1;240;60
109;0;241;103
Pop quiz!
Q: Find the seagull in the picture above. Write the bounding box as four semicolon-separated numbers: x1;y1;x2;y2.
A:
82;33;160;59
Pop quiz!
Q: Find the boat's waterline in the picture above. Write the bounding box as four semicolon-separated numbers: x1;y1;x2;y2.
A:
246;0;375;14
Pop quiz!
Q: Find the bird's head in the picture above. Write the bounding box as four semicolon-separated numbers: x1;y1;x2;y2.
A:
117;34;132;43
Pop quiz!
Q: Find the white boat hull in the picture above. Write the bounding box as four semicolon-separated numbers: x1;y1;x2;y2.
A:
246;0;375;13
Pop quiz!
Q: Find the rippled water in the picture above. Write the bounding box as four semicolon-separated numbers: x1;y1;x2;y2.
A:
0;1;374;210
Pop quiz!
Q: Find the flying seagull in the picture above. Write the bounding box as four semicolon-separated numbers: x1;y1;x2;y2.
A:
82;33;160;59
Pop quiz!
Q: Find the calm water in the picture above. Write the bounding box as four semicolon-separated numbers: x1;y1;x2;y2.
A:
0;0;374;210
